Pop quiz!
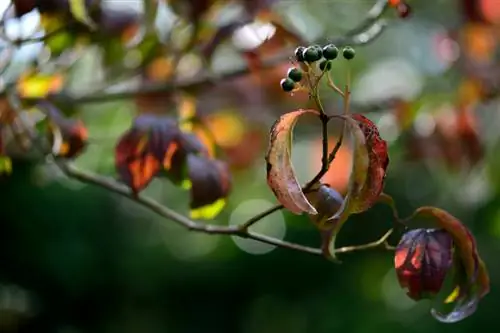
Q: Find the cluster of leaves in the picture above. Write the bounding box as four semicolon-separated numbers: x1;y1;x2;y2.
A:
115;113;231;219
264;41;489;322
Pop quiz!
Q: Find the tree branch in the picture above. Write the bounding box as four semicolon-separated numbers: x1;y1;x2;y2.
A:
4;0;400;260
57;161;322;256
15;0;392;105
54;160;396;257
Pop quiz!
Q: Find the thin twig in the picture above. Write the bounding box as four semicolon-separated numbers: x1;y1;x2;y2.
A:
61;162;322;255
335;228;394;254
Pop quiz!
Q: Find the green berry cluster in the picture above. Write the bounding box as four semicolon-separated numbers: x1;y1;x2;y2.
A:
280;67;303;92
296;43;354;65
280;44;356;92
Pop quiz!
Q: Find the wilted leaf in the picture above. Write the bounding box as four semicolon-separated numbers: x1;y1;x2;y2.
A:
395;229;454;301
410;207;490;323
265;109;320;215
115;115;181;193
347;114;389;213
320;114;388;261
186;154;231;219
37;101;88;158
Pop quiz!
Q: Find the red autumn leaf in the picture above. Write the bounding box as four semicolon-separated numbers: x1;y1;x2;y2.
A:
395;229;454;301
265;109;320;215
348;114;389;213
115;115;181;193
115;133;162;193
407;207;490;323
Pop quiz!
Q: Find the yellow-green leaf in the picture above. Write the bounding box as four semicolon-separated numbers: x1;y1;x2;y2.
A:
68;0;96;30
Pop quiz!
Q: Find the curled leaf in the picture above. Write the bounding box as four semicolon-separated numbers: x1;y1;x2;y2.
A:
265;109;319;215
319;114;388;261
409;207;490;323
347;114;389;213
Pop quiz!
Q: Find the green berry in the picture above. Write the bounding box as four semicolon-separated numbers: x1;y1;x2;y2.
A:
342;46;356;60
280;78;295;92
322;44;339;60
303;46;322;62
287;68;303;82
294;46;305;62
319;60;332;71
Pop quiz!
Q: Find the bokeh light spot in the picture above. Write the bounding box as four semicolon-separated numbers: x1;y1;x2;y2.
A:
229;199;286;255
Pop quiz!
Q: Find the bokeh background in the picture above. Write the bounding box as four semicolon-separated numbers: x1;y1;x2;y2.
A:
1;0;500;332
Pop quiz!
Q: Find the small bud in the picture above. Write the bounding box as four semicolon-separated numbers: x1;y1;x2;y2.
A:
322;44;339;60
280;78;295;92
319;60;332;71
342;46;356;60
287;68;303;82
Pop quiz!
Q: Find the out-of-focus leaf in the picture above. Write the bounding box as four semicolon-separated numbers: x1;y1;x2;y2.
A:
13;0;36;17
16;72;64;99
265;109;319;215
177;95;217;158
0;133;12;175
39;13;76;55
37;101;88;159
0;99;16;125
68;0;96;29
0;155;12;175
186;154;231;220
242;0;277;18
115;115;181;193
410;207;490;323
